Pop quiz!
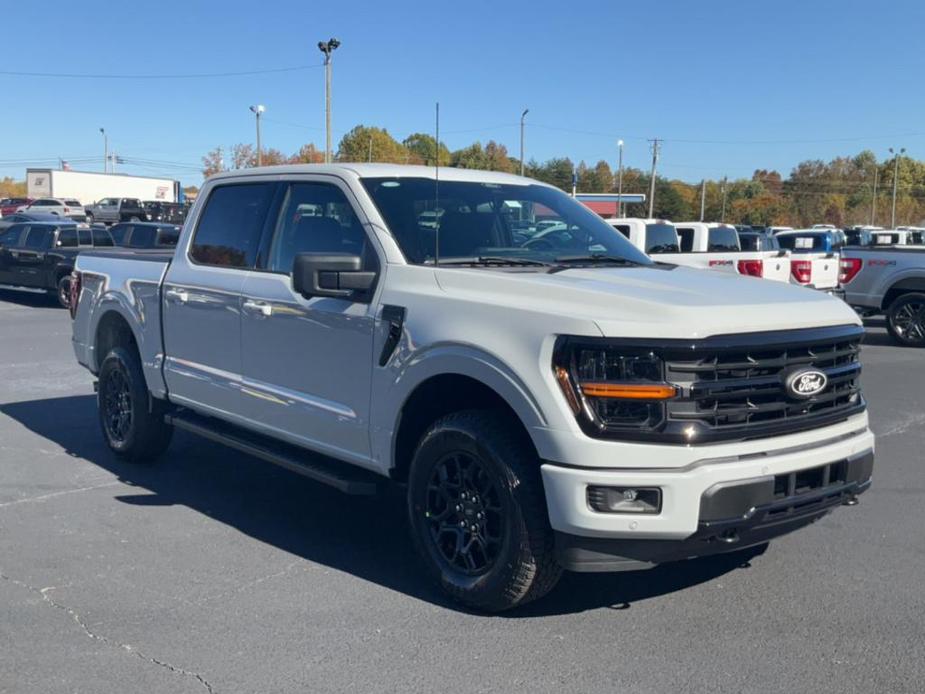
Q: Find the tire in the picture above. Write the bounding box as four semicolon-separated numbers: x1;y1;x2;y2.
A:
886;292;925;347
56;275;71;309
98;347;173;462
407;410;562;612
86;213;94;224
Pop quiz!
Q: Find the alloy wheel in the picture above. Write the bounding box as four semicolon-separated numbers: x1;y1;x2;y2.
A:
102;367;133;444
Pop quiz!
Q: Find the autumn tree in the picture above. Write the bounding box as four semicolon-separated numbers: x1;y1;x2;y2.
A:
289;143;324;163
337;126;408;163
403;133;450;165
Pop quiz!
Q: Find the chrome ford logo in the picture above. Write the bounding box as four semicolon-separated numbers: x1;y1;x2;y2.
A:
785;369;828;399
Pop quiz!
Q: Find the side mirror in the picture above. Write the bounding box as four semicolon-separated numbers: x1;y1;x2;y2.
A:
292;253;376;300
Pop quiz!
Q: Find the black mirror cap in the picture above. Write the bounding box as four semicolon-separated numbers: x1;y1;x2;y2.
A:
292;252;376;300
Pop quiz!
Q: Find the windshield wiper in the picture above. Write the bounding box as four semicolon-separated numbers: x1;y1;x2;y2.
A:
433;256;553;267
553;254;643;266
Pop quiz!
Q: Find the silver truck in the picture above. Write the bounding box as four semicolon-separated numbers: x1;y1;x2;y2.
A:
68;164;874;611
85;197;148;225
840;245;925;346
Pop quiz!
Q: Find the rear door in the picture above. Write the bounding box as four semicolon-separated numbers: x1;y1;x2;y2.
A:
239;177;379;462
161;180;278;418
11;225;53;287
0;225;27;284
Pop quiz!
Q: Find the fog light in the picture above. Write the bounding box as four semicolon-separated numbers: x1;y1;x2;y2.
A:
587;486;661;514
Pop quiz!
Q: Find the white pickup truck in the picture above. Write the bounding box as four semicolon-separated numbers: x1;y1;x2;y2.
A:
775;229;841;292
608;218;791;281
69;164;874;611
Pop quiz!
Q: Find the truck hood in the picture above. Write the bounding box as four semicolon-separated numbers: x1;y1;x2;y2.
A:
435;265;860;339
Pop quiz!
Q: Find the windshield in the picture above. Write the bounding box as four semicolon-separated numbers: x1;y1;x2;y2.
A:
361;178;652;266
644;223;680;254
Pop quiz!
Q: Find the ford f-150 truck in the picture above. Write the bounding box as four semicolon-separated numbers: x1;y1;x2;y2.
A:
840;245;925;346
608;218;791;281
70;164;875;611
775;230;841;292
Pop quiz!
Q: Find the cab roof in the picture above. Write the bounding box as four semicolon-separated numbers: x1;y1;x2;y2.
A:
206;163;543;186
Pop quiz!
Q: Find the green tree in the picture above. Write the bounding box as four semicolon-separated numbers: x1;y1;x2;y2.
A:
337;126;408;163
402;133;450;165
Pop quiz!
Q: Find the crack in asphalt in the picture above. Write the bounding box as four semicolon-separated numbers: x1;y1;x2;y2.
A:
877;412;925;439
0;571;216;694
0;481;121;509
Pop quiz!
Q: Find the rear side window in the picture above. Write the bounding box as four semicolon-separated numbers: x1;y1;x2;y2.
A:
64;199;82;207
78;228;92;246
707;226;740;252
92;228;114;246
0;226;25;245
57;228;78;247
130;226;156;247
157;227;180;247
23;227;51;248
644;223;680;254
109;224;129;245
677;228;694;252
190;183;275;268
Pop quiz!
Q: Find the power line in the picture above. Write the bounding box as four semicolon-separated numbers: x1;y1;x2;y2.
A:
0;64;323;80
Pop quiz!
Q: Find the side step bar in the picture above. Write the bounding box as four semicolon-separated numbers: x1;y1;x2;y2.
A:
165;410;382;495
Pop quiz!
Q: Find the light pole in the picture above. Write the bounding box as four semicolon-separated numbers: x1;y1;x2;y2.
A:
889;147;905;228
616;139;624;217
647;139;660;218
249;105;265;166
870;165;878;226
318;38;340;164
519;108;529;176
99;127;108;173
721;176;728;222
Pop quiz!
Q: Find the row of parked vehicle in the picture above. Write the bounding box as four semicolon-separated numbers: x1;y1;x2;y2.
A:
0;196;190;225
0;218;180;306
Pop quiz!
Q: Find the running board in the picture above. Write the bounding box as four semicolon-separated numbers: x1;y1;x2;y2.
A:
165;410;382;495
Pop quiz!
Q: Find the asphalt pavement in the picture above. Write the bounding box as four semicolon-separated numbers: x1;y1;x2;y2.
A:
1;287;923;694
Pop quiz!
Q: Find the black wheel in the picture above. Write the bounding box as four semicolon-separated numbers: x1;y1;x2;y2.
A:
886;292;925;347
56;275;71;309
407;410;562;612
98;347;173;462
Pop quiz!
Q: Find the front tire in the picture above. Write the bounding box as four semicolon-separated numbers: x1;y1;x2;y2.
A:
407;410;562;612
886;292;925;347
98;347;173;462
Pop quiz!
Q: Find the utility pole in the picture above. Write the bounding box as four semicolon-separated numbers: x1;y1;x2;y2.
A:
368;135;373;163
616;139;624;217
519;108;529;177
721;176;728;222
250;105;265;166
870;165;878;226
318;38;341;164
647;138;660;218
99;128;108;173
571;167;578;197
889;147;905;228
699;179;706;221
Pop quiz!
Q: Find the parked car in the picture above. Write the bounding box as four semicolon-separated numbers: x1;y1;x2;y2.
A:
70;164;873;612
0;212;62;231
109;222;180;249
607;218;790;282
775;230;842;292
840;245;925;346
0;197;33;216
143;201;189;225
85;197;148;225
0;221;113;306
15;197;86;221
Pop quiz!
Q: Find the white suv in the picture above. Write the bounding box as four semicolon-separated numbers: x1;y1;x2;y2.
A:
17;197;86;221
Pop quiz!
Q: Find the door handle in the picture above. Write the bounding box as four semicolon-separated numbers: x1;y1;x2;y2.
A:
242;300;273;317
165;288;189;304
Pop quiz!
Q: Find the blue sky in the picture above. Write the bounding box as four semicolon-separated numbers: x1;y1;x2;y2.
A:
1;0;923;187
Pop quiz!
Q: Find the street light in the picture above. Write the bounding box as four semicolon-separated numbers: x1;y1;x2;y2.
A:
318;38;341;164
616;139;624;217
889;147;906;228
99;127;108;173
250;105;265;166
519;108;529;176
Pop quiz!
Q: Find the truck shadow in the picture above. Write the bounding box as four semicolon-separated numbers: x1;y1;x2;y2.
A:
0;288;61;309
0;394;763;617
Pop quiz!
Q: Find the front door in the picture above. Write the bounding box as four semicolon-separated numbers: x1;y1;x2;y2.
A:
239;178;379;465
161;181;278;418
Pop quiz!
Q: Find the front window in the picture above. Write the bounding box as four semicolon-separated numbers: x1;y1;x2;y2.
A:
361;177;652;266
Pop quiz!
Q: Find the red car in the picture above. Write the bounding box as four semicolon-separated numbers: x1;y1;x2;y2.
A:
0;197;32;216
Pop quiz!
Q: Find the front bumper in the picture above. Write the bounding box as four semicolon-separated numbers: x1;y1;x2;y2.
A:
555;450;872;571
540;419;874;545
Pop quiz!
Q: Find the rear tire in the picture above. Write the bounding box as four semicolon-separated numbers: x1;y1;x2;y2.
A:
98;347;173;462
886;292;925;347
407;410;562;612
56;275;71;309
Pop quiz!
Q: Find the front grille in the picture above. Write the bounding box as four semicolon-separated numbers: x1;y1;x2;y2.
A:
664;325;865;442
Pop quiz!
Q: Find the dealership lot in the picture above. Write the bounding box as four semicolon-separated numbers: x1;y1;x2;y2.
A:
1;290;923;694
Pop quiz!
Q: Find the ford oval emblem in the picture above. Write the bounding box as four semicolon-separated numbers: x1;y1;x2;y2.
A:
785;369;828;399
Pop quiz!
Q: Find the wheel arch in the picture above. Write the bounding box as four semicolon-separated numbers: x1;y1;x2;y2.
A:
881;276;925;311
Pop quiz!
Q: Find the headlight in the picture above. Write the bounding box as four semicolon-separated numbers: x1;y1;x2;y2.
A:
552;337;678;437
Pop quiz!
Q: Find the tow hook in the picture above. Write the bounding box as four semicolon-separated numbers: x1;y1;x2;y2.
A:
718;529;740;544
843;494;860;506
